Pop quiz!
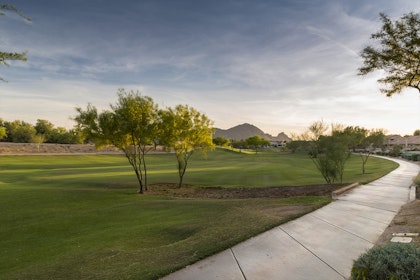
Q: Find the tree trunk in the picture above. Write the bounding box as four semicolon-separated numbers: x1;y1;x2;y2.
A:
134;169;144;194
123;150;144;194
178;174;184;189
177;154;189;188
360;153;370;175
142;154;148;191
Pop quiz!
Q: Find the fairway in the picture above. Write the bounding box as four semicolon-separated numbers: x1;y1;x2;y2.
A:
0;150;398;279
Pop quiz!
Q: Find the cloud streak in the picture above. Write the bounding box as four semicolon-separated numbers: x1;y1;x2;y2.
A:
1;0;419;136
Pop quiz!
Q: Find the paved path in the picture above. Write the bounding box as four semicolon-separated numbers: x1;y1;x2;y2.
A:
162;158;420;280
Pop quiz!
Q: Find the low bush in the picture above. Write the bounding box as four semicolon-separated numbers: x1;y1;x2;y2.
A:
351;242;420;280
414;173;420;186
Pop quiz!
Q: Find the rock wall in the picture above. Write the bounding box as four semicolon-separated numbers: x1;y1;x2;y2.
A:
0;142;120;154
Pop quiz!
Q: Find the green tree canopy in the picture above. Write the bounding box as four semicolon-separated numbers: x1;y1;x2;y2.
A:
35;119;54;136
159;105;214;188
0;4;31;81
343;126;385;174
0;126;6;140
213;136;231;147
3;120;36;143
0;4;31;21
359;12;420;96
246;135;270;154
297;121;351;184
75;89;159;193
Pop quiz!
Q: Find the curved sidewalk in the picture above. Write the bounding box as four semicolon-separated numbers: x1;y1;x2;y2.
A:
162;158;420;280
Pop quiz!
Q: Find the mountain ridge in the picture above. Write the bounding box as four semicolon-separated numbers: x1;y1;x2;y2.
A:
214;123;291;142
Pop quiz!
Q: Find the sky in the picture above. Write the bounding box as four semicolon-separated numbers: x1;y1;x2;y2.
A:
1;0;419;137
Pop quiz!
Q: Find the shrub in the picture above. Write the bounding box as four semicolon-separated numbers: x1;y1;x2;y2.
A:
415;173;420;187
351;243;420;280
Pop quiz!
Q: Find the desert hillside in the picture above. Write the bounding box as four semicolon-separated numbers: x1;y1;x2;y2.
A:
214;123;291;142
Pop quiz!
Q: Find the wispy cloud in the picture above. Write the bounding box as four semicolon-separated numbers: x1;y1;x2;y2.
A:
1;0;419;136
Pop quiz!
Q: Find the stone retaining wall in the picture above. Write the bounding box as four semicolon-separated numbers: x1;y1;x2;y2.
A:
0;142;120;154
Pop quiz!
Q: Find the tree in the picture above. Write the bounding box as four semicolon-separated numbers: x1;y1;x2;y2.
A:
3;120;36;143
231;139;247;151
213;136;231;147
74;89;159;194
32;134;45;152
298;121;351;184
286;140;310;153
0;126;6;140
311;136;339;184
35;119;55;143
159;105;214;188
0;4;31;20
0;118;6;140
48;127;81;144
359;129;385;174
414;129;420;136
246;135;270;154
312;131;351;184
343;126;368;152
329;130;352;183
0;4;31;81
34;119;81;144
343;126;385;174
359;12;420;96
35;119;54;138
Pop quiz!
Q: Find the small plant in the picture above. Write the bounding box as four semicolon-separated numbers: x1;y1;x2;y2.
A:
414;173;420;186
351;243;420;280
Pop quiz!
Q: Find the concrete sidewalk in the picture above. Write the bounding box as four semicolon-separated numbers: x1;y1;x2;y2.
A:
162;158;420;280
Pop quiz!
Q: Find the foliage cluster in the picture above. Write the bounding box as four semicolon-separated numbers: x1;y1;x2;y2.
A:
214;135;270;152
0;4;31;81
290;121;385;184
351;243;420;280
75;89;214;193
213;136;231;147
0;118;82;144
359;12;420;96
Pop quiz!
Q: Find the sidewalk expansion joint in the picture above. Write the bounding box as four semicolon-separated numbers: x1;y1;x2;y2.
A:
337;200;399;213
328;204;394;225
230;248;247;280
278;227;346;279
309;213;375;244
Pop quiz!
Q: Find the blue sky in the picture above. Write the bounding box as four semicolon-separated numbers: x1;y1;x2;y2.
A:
1;0;419;136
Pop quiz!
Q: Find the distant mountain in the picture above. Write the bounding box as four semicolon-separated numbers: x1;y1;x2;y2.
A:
214;123;291;142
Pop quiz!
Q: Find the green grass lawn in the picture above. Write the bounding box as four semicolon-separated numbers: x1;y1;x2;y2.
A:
0;149;398;279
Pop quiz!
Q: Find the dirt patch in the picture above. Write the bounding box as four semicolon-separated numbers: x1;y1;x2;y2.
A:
376;199;420;247
147;183;345;199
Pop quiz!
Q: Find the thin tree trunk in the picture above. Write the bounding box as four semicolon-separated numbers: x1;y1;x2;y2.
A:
360;153;370;174
123;147;144;194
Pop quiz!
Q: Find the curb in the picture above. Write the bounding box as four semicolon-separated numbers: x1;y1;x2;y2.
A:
409;185;416;201
332;182;361;199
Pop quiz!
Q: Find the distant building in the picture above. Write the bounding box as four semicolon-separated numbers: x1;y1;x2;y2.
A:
384;135;420;151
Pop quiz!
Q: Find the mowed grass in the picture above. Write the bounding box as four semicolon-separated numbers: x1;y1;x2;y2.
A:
0;150;398;279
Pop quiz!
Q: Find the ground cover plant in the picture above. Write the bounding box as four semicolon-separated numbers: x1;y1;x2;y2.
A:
351;243;420;280
0;150;398;279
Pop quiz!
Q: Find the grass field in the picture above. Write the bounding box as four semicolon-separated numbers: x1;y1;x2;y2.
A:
0;149;398;279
